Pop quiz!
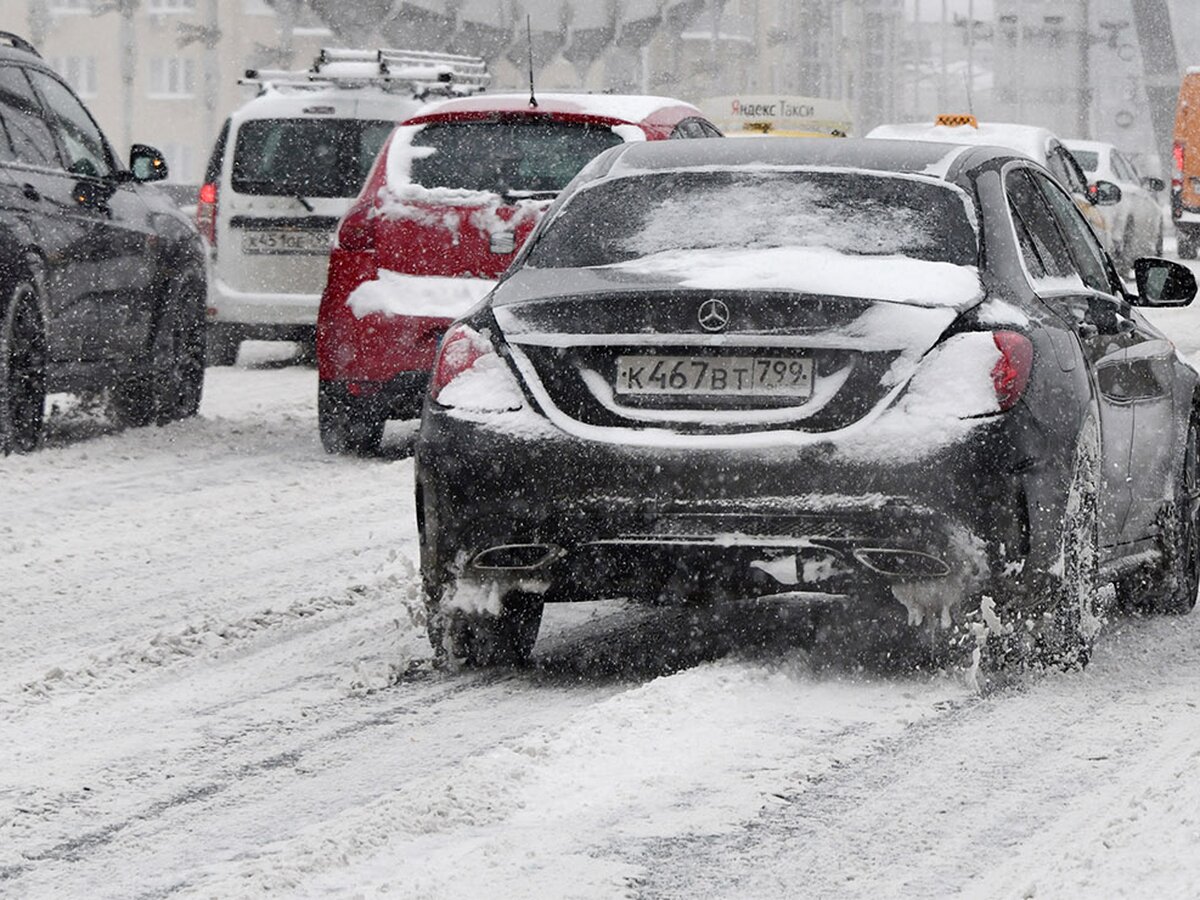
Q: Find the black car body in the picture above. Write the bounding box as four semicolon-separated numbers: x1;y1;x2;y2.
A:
414;137;1200;669
0;33;207;452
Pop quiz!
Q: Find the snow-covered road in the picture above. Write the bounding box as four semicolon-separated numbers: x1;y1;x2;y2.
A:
4;303;1200;898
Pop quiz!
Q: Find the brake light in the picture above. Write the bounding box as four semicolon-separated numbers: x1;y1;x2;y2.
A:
337;201;375;252
430;325;494;401
1174;142;1185;189
991;331;1033;411
197;182;218;246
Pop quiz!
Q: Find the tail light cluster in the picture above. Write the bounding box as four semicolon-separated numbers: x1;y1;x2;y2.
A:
1173;141;1185;191
430;324;495;400
991;330;1033;411
196;182;218;246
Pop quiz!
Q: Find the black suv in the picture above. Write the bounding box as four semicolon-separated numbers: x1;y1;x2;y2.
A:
0;32;207;453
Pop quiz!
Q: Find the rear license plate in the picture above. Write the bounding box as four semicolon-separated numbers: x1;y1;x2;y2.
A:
240;229;331;255
616;354;814;398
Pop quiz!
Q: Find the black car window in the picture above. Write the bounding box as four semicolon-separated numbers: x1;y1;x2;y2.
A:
231;117;393;198
0;65;59;169
526;169;978;268
407;120;624;194
698;120;723;138
26;69;115;178
1047;142;1087;196
670;119;708;140
1031;169;1116;295
1005;168;1077;282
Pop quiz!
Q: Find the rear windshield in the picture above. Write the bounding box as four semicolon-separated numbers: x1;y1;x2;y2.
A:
231;118;394;197
408;120;624;195
1069;150;1099;173
524;170;979;268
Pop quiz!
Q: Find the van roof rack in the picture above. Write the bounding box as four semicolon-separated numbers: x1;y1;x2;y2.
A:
242;47;489;99
0;32;41;58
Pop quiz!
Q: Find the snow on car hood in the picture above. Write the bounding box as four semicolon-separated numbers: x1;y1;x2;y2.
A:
601;246;982;309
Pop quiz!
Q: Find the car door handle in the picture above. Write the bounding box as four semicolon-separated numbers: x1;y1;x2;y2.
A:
22;183;40;202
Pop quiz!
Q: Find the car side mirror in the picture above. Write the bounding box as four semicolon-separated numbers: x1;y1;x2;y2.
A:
1141;175;1166;193
129;144;168;183
1088;180;1122;206
1133;257;1197;307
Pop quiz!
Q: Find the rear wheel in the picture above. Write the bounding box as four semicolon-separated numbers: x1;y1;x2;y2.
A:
318;381;384;455
0;282;46;454
426;585;544;668
1148;411;1200;614
111;275;206;427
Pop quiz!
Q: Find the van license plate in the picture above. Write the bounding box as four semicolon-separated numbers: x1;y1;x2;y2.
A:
616;355;813;397
241;230;331;255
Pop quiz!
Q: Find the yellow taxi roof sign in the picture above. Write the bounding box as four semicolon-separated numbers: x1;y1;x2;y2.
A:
935;113;978;128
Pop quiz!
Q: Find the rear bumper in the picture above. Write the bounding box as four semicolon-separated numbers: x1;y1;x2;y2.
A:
207;278;319;326
415;403;1055;620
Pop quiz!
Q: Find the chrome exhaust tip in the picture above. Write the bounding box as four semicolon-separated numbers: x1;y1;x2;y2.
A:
471;543;561;571
853;548;951;579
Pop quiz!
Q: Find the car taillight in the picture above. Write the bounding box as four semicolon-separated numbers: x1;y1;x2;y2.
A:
197;182;218;246
1174;142;1185;189
430;325;494;401
337;201;375;252
991;331;1033;411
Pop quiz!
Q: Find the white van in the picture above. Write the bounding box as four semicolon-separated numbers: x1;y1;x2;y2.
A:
197;48;488;365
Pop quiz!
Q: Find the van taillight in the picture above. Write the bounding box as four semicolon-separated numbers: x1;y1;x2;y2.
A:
1173;142;1185;189
337;201;375;253
197;182;218;246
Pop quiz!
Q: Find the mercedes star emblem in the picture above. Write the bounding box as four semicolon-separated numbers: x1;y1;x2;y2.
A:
697;298;730;332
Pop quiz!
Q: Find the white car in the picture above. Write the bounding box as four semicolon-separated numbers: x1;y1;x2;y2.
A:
1064;139;1165;268
196;48;487;365
867;117;1114;253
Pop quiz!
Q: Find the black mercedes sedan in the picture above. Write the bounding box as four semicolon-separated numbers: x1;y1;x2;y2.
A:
414;136;1200;672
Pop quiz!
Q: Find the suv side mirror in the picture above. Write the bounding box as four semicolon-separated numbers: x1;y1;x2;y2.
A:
129;144;168;183
1133;257;1197;307
1088;180;1122;206
1141;175;1166;193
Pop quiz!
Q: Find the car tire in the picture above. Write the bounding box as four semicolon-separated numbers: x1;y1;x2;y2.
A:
0;281;47;455
205;324;240;367
1149;410;1200;614
111;279;206;428
318;381;384;455
427;586;544;668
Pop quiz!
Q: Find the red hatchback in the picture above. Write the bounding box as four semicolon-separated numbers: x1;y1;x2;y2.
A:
316;91;720;453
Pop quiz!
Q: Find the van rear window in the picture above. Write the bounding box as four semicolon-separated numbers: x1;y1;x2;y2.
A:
231;118;393;198
409;120;624;194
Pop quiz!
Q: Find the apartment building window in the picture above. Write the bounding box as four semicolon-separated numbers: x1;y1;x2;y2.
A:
49;0;92;12
148;58;196;98
49;57;98;98
147;0;198;11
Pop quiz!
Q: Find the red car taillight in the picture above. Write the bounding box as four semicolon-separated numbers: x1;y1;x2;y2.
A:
991;331;1033;411
196;182;218;246
1174;141;1185;190
430;324;494;401
337;201;375;252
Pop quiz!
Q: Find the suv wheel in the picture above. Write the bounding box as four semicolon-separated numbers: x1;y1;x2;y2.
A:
1149;411;1200;614
111;272;206;427
0;282;47;454
318;381;384;455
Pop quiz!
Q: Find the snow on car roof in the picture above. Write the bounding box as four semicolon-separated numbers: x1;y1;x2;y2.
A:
407;92;701;123
867;121;1054;163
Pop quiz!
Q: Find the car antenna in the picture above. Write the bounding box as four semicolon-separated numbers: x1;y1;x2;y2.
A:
526;13;538;108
